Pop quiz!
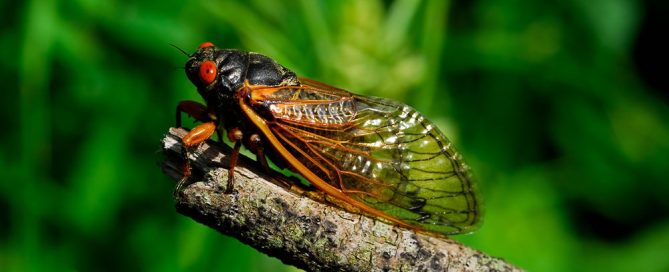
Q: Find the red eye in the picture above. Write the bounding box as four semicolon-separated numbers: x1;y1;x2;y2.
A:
199;41;214;49
199;61;217;85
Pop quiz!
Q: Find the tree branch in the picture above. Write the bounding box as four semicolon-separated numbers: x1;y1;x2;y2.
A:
162;128;521;272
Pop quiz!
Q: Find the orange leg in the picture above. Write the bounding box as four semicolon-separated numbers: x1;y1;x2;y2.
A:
175;121;217;194
248;133;303;190
248;133;297;189
249;133;270;174
176;100;212;127
176;100;224;143
225;128;244;194
183;122;217;147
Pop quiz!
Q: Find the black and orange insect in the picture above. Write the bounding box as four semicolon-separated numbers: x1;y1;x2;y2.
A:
175;42;481;235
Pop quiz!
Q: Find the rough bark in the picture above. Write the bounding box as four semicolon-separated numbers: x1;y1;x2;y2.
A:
162;128;522;272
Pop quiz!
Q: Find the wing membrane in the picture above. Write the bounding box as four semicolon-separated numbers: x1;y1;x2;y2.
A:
249;78;481;234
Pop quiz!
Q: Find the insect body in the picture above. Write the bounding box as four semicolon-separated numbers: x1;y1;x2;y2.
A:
176;42;481;235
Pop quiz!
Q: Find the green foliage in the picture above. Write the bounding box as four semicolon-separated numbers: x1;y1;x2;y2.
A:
1;0;668;271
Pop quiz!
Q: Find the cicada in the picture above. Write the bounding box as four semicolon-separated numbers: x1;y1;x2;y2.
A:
175;42;481;235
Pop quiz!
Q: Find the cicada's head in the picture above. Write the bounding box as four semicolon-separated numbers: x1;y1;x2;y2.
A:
185;42;299;106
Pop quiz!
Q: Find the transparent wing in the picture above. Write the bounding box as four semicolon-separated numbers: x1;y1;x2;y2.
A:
250;78;482;234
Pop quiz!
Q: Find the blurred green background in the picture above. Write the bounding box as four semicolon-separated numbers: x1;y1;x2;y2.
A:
2;0;669;271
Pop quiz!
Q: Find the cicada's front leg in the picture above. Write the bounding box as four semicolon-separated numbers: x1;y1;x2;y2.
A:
175;121;217;194
176;100;211;126
175;100;219;194
176;100;224;143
